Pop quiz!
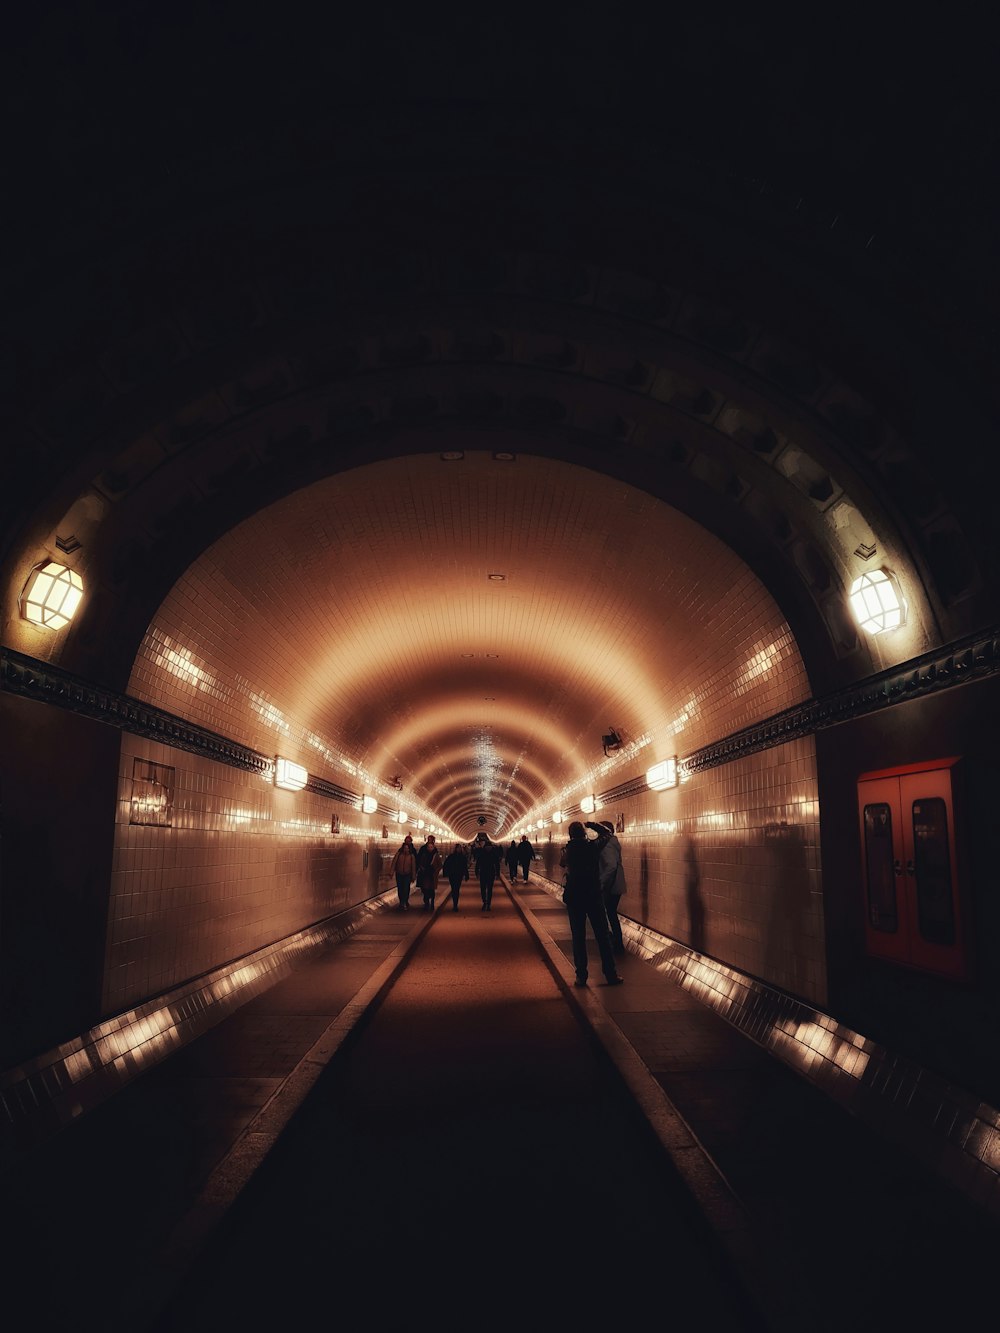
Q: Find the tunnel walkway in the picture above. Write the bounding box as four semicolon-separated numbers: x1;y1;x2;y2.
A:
5;876;999;1332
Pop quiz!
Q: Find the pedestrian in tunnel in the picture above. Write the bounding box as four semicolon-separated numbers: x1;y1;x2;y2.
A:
389;833;418;911
473;833;503;912
560;821;624;988
505;839;519;881
443;843;470;911
416;834;443;910
598;820;627;955
516;834;535;883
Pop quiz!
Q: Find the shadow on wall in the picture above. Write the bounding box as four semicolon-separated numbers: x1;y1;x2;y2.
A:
762;820;810;999
683;834;705;954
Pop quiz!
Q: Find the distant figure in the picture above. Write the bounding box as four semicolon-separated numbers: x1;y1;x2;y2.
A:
389;834;418;911
473;833;503;912
415;835;443;910
443;844;470;911
516;834;535;883
505;839;519;881
559;821;623;988
598;820;627;954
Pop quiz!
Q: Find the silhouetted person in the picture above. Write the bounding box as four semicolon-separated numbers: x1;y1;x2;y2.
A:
598;820;627;954
389;834;418;910
516;834;535;882
415;835;442;910
473;833;503;912
505;839;519;881
560;821;623;988
443;844;470;911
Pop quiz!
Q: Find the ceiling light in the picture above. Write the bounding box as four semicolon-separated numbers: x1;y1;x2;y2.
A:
274;758;308;791
440;451;465;460
646;758;678;791
488;573;506;582
19;560;84;629
849;568;906;634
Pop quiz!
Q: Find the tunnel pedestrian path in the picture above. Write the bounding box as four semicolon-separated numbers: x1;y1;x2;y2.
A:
6;874;999;1333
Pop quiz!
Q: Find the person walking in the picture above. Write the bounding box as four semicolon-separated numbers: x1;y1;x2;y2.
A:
443;843;470;911
389;833;418;911
473;833;503;912
598;820;627;954
415;834;443;910
505;839;519;882
516;834;535;883
560;821;624;988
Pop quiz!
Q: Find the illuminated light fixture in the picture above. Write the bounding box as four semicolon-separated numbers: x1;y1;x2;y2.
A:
361;795;378;814
552;810;564;824
19;560;84;629
848;568;907;635
396;811;408;825
416;819;425;830
274;758;308;791
487;573;506;582
646;757;678;792
581;795;596;814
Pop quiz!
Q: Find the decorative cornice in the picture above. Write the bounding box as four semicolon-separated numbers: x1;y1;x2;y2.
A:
4;626;999;806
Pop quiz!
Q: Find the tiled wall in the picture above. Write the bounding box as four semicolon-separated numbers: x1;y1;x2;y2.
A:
106;735;379;1013
540;735;824;1005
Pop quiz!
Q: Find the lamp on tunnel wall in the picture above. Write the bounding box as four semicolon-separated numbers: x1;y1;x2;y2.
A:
552;810;564;824
361;794;378;814
18;560;84;629
274;758;308;791
848;568;907;634
646;758;678;792
396;810;408;825
581;795;596;814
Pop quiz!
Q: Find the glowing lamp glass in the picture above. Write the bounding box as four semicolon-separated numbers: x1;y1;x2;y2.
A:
849;568;906;635
19;561;84;629
396;811;408;825
361;795;378;814
580;795;596;814
552;810;563;824
274;758;308;791
646;758;678;792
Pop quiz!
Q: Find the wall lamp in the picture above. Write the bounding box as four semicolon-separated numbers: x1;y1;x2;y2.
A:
396;811;408;825
581;795;596;814
19;560;84;629
361;795;378;814
849;568;906;635
274;758;308;791
552;810;564;824
646;758;678;792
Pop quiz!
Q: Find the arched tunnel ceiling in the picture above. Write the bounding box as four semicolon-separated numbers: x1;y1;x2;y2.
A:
2;8;999;844
128;451;812;840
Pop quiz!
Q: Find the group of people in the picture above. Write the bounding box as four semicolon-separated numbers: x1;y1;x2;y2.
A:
387;820;629;989
504;835;536;882
387;831;508;913
560;819;626;988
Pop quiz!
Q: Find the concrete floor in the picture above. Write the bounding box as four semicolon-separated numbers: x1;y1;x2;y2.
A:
5;876;998;1333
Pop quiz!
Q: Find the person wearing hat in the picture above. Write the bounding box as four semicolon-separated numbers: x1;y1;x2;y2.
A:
598;820;627;955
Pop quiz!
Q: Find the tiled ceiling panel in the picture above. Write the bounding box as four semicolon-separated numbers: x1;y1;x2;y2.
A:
130;451;810;837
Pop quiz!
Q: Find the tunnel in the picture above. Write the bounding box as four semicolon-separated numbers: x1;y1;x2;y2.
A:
2;9;1000;1331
